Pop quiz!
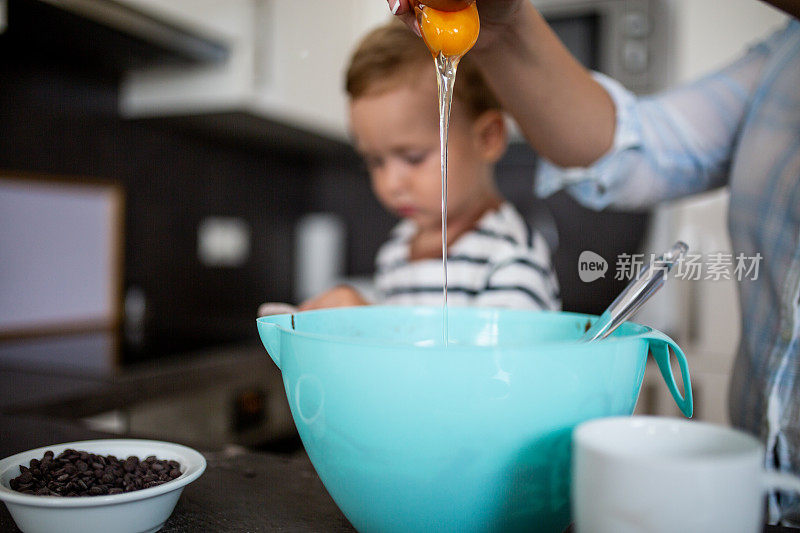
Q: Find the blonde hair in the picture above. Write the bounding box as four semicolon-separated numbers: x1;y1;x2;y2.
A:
345;20;501;118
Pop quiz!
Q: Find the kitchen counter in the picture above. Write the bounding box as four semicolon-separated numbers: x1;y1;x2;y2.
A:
0;361;795;532
0;413;354;532
1;344;296;451
0;348;354;531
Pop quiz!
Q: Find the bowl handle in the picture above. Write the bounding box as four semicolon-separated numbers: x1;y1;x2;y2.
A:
642;329;693;418
256;316;291;369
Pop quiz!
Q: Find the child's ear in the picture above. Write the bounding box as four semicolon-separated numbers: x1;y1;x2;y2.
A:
472;110;508;163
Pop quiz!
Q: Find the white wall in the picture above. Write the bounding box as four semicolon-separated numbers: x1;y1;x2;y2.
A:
669;0;788;84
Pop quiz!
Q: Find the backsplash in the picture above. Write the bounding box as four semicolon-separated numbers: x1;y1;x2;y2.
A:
0;42;315;362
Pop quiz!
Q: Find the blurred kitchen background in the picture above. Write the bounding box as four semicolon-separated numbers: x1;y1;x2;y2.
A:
0;0;789;450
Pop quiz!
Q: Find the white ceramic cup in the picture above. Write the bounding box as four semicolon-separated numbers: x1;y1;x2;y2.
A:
572;416;800;533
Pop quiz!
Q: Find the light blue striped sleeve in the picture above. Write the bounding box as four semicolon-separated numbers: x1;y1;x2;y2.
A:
535;37;777;211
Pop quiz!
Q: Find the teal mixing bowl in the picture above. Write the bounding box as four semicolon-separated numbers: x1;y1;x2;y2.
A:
257;306;692;533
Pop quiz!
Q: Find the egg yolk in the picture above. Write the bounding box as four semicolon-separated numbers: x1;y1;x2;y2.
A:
418;2;480;59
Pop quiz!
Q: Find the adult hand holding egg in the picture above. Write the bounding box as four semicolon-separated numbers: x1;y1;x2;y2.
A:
387;0;525;50
415;1;479;58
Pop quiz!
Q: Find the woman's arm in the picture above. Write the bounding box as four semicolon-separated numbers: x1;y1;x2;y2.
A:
469;2;616;167
388;0;775;210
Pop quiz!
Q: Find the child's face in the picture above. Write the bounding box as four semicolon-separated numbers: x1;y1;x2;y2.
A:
349;73;503;233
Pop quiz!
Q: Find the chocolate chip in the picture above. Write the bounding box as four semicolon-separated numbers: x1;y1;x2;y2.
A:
9;450;183;497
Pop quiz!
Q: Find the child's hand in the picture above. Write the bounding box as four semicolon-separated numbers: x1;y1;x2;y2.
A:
298;285;369;311
257;302;298;317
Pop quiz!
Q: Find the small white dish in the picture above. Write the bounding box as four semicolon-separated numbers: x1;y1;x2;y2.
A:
0;439;206;533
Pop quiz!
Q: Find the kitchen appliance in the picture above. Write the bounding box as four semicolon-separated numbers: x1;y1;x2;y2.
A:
257;306;692;532
535;0;671;95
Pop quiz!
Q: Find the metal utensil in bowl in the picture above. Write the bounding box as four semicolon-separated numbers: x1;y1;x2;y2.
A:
581;241;688;342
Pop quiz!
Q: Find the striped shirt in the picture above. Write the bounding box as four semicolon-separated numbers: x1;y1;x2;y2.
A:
537;21;800;524
374;202;561;311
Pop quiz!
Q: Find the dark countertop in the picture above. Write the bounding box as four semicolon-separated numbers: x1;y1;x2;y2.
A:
0;348;355;532
0;357;795;532
0;344;280;415
2;419;796;533
1;344;297;451
0;413;354;532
